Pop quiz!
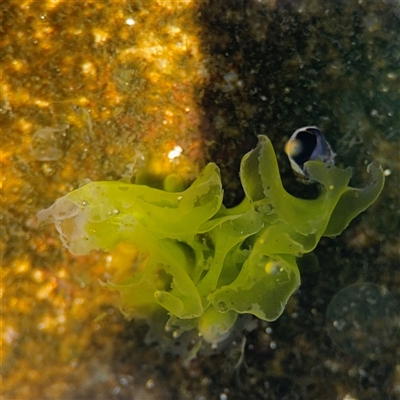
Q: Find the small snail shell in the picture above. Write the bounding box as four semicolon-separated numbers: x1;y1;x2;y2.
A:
285;126;335;179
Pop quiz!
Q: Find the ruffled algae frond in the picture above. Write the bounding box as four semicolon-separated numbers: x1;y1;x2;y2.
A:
38;135;384;347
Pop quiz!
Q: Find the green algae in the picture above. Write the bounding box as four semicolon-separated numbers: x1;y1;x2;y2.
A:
37;135;384;345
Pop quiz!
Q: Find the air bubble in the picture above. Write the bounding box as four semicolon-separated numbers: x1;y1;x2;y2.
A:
383;169;391;177
172;330;180;339
265;261;280;275
326;283;399;359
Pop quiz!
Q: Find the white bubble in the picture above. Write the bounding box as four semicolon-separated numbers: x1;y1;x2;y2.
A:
383;169;391;177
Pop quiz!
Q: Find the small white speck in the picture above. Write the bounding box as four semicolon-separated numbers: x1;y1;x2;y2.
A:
125;18;135;26
168;145;183;160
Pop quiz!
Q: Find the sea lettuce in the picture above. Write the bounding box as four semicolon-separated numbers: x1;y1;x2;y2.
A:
37;136;384;345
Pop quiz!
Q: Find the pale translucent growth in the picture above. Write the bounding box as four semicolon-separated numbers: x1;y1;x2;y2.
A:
37;197;89;254
30;126;67;161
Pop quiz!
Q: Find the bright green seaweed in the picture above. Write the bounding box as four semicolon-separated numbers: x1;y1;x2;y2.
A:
37;136;384;345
